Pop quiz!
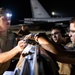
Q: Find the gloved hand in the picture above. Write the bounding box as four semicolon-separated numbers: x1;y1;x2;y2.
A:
23;33;35;41
34;33;47;42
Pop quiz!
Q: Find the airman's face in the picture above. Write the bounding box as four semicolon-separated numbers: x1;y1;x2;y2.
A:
69;23;75;45
50;29;63;43
0;16;11;31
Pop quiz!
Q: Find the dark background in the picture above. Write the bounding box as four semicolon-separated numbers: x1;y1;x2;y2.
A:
0;0;75;25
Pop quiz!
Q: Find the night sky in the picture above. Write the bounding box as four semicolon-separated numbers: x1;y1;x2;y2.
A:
0;0;75;25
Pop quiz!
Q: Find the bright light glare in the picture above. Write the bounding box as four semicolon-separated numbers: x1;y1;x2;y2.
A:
6;13;12;18
52;12;55;15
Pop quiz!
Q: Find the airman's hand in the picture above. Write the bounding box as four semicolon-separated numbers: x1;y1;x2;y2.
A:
17;40;27;53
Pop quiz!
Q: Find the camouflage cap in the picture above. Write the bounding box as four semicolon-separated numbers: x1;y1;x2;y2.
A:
0;7;12;17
